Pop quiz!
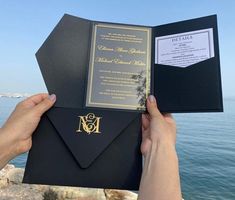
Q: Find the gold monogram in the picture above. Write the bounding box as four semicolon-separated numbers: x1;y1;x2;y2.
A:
76;113;102;134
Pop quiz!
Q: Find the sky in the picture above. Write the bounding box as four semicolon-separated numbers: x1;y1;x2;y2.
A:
0;0;234;97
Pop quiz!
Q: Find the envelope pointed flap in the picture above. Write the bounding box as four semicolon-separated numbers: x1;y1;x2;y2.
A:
46;108;139;168
36;14;91;108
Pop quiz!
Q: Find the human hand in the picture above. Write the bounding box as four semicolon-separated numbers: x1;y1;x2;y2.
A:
0;93;56;159
138;96;181;200
141;95;176;157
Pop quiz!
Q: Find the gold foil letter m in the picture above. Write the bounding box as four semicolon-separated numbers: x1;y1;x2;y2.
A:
76;113;101;135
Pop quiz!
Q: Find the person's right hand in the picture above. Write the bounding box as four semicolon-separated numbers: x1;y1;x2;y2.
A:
138;96;182;200
141;95;177;157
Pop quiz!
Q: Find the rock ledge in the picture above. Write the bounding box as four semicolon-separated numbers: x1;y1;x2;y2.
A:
0;164;137;200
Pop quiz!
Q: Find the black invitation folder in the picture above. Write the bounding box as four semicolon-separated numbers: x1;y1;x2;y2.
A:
33;14;223;113
23;14;223;190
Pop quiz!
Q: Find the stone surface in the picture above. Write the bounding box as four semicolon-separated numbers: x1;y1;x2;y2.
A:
50;186;106;200
0;179;8;189
0;184;43;200
0;164;15;189
0;164;139;200
6;168;24;184
105;189;137;200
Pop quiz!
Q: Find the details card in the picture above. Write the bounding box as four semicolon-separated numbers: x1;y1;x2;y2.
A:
155;28;214;67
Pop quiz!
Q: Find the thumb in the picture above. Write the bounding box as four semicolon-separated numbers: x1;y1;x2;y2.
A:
147;95;162;119
34;94;56;116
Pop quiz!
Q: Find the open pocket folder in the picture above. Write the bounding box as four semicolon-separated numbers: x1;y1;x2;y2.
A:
153;16;223;112
23;14;223;190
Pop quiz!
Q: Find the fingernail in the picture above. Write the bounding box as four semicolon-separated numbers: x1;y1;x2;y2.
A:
48;94;56;102
148;95;155;103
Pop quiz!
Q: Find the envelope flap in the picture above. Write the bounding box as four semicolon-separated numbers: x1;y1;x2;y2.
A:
46;108;139;168
36;14;92;108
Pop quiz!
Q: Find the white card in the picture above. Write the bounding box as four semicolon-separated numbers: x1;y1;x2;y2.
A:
155;28;214;67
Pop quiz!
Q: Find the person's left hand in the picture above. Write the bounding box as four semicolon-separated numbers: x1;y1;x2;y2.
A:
0;93;56;161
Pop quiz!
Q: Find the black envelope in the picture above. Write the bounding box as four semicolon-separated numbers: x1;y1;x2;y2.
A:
23;14;142;190
23;108;142;190
23;14;223;190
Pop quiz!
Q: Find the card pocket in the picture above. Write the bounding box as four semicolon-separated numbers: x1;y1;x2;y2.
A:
154;57;223;113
